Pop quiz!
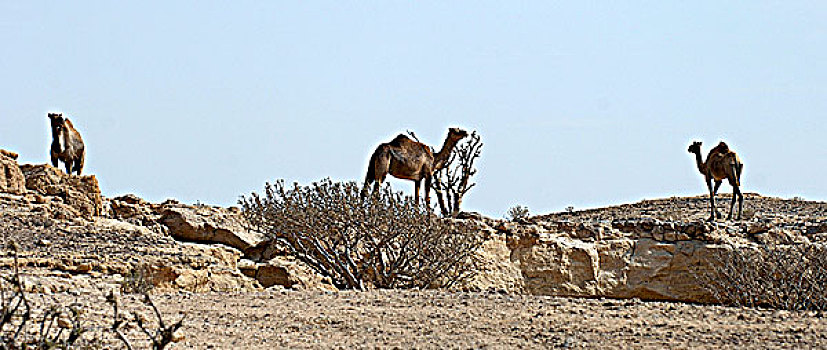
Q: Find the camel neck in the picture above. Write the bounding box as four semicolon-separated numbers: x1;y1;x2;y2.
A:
434;135;460;168
693;151;706;174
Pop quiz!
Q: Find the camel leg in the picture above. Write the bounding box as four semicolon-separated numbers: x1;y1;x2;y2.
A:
728;185;737;220
361;178;373;198
75;151;84;175
424;175;432;209
713;180;722;196
705;177;717;221
413;180;421;205
734;163;744;220
64;160;73;175
735;185;743;220
373;178;382;198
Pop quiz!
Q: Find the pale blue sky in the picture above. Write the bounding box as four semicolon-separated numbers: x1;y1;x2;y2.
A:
1;2;825;217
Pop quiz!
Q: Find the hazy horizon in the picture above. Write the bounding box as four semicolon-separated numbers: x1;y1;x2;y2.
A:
2;2;825;217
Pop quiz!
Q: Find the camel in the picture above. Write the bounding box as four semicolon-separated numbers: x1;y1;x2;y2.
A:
48;112;86;175
688;141;744;221
363;127;468;206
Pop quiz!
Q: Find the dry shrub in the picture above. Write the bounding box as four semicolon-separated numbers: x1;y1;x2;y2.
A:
107;292;184;350
1;244;85;349
0;244;182;349
505;205;530;221
696;243;827;311
431;130;482;218
240;179;486;290
121;263;154;295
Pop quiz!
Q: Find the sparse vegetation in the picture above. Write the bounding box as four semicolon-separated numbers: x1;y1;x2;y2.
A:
240;179;486;290
1;243;86;349
108;292;185;350
121;263;154;295
430;130;483;218
0;244;183;349
505;205;530;221
696;243;827;311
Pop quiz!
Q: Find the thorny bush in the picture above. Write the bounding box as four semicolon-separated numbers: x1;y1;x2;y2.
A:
696;243;827;311
240;179;486;290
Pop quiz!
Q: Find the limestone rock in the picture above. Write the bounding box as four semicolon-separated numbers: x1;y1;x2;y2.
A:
160;205;265;252
108;194;159;226
0;149;18;160
0;150;25;194
19;164;102;218
467;194;827;303
460;234;524;294
240;256;336;291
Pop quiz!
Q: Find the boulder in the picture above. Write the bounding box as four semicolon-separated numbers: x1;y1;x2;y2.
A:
19;164;102;218
108;194;159;226
160;205;266;252
0;150;25;194
139;244;261;293
0;149;18;160
239;256;337;291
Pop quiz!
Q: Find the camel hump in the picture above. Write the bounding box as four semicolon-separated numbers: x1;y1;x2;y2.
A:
389;134;411;146
708;141;734;160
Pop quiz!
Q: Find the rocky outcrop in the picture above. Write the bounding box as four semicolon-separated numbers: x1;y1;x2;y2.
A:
19;164;102;218
0;157;318;293
0;150;25;195
0;149;18;160
4;154;824;303
108;194;160;226
160;205;266;252
464;194;827;303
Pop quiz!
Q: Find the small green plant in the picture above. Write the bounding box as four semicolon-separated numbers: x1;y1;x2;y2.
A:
565;206;575;213
121;263;154;295
505;205;530;221
741;207;756;220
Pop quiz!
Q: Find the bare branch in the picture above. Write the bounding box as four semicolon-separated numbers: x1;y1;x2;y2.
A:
431;131;483;217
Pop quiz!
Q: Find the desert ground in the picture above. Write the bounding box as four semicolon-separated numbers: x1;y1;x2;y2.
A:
35;289;826;349
2;156;826;349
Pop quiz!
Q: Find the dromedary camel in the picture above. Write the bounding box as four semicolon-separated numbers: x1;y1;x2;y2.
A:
688;141;744;221
363;128;468;206
48;112;86;175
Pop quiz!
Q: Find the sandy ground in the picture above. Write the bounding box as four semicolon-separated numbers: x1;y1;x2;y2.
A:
42;289;823;349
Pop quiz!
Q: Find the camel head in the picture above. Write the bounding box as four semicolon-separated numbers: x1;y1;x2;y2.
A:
48;112;67;136
687;141;702;154
448;127;469;142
